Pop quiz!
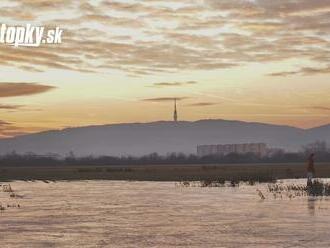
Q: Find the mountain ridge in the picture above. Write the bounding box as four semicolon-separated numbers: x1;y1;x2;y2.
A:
0;119;328;156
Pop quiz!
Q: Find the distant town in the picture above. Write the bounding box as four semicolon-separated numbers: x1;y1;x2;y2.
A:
197;143;283;157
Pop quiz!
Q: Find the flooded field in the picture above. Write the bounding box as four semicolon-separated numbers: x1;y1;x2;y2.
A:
1;180;330;247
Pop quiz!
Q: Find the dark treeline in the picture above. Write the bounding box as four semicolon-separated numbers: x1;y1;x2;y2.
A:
0;150;330;167
0;141;329;166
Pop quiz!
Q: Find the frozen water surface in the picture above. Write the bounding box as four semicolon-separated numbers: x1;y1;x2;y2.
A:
1;180;330;247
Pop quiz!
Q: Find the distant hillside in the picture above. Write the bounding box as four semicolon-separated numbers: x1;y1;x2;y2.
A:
0;119;329;156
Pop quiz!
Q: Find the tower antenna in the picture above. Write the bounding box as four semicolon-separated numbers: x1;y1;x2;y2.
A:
173;98;178;122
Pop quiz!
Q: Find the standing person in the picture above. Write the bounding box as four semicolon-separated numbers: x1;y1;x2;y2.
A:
306;153;315;186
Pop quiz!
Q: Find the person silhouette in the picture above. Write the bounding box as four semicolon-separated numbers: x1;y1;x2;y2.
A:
306;153;315;186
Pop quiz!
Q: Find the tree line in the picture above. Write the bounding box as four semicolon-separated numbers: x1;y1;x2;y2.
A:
0;141;329;167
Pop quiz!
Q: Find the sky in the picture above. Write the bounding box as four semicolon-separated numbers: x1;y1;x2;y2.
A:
0;0;330;138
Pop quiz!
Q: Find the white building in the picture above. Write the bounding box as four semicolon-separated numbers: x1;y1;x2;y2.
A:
197;143;268;157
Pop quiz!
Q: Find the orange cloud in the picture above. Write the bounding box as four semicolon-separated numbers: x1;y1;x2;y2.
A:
268;65;330;77
0;104;22;109
151;81;197;88
142;97;188;102
188;102;218;107
0;0;328;76
0;83;55;98
311;106;330;111
0;121;27;138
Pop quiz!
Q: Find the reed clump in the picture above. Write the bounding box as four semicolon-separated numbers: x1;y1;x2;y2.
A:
1;183;23;210
9;193;24;198
0;204;5;212
177;178;249;187
6;203;20;208
267;180;330;198
177;174;276;188
176;180;226;187
2;184;13;192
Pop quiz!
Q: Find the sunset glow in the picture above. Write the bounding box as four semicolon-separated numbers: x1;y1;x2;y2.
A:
1;0;330;138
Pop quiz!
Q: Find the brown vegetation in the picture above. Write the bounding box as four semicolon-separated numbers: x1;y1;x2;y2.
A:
0;162;329;182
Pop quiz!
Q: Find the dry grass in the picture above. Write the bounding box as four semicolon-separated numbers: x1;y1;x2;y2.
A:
2;184;13;192
267;180;330;198
0;162;329;182
177;174;276;188
0;184;23;211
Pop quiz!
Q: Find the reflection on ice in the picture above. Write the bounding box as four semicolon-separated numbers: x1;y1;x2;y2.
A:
0;179;330;247
307;196;316;216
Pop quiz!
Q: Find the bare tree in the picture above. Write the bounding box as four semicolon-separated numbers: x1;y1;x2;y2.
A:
302;140;328;154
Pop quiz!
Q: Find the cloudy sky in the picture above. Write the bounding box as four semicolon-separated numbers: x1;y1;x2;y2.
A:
0;0;330;137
